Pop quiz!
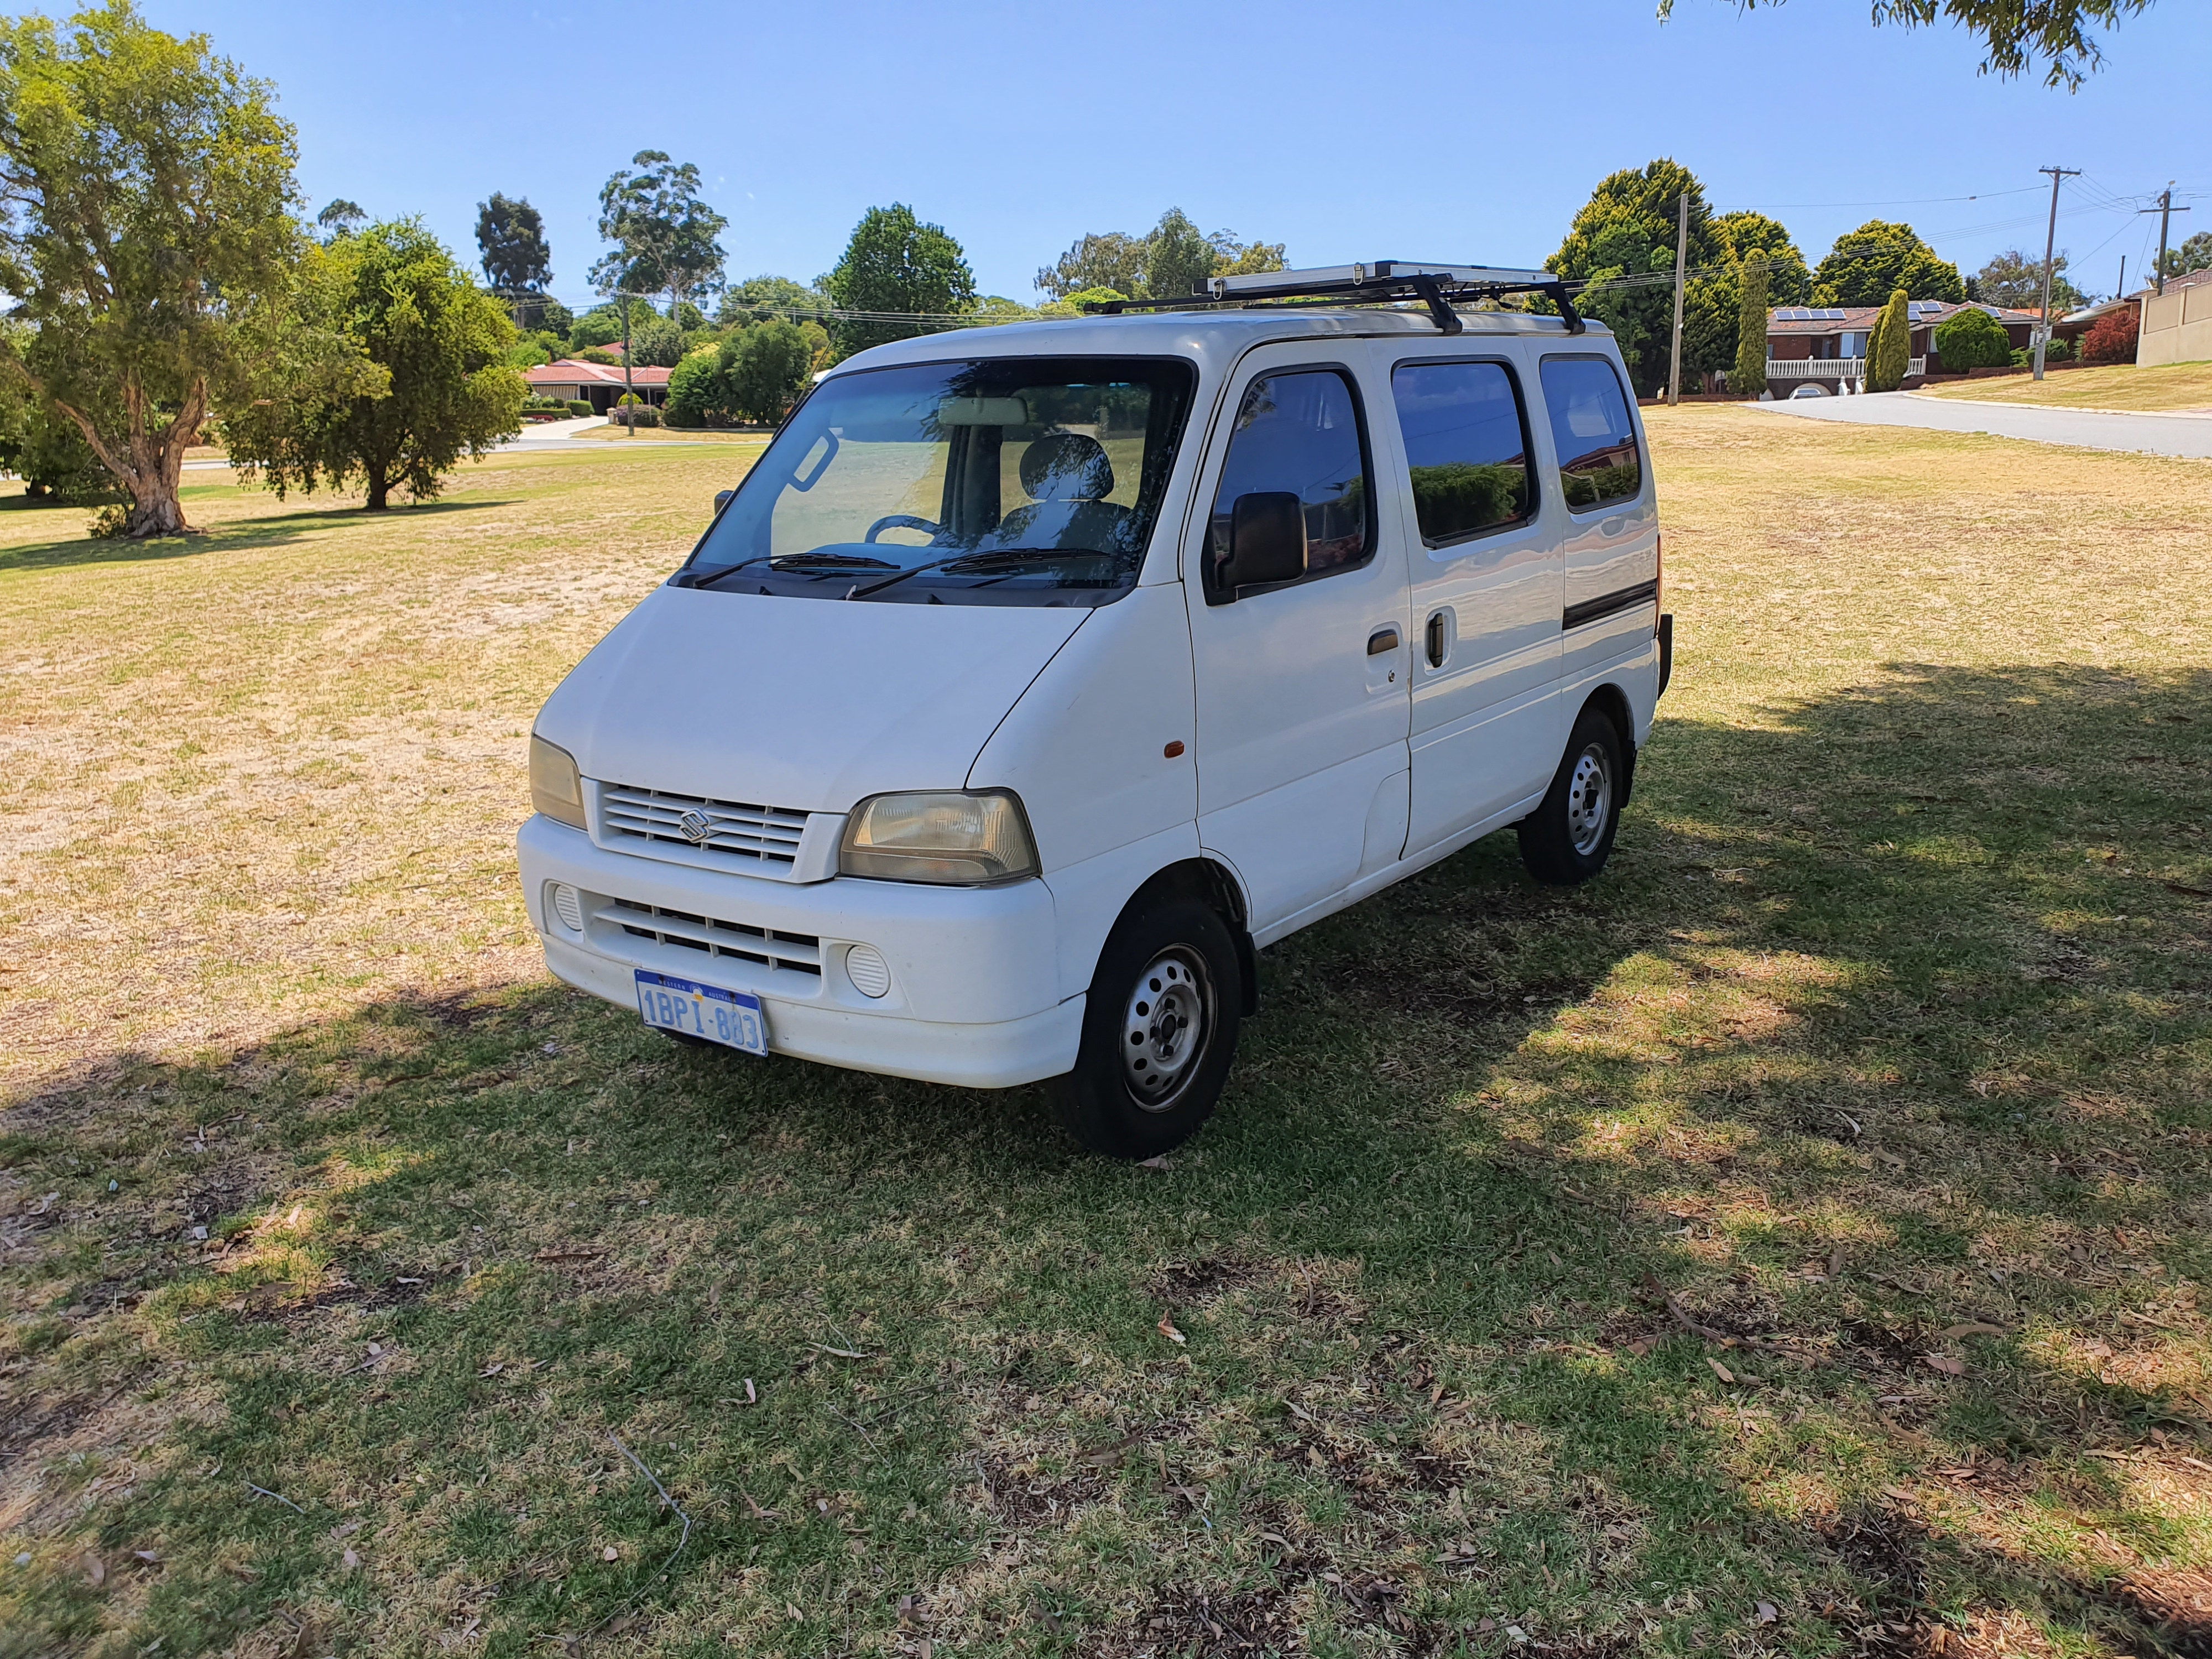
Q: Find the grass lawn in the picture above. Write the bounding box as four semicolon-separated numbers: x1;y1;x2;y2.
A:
1917;360;2212;412
2;412;2209;1658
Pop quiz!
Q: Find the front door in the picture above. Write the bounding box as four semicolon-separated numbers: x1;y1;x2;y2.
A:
1183;347;1412;941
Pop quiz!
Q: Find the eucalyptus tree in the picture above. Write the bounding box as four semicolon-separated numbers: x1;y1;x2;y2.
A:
0;1;305;538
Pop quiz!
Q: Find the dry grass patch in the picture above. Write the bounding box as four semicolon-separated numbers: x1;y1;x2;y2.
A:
1916;359;2212;412
2;409;2209;1656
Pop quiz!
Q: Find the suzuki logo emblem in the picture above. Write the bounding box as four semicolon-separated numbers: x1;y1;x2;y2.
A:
676;809;711;844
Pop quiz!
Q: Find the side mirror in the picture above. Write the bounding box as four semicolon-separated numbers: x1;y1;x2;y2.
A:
1221;491;1307;591
713;489;734;515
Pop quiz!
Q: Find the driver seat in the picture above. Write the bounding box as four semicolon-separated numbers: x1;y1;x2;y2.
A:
993;432;1133;552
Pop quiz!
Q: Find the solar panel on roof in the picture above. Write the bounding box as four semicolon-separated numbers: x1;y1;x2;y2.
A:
1823;308;1847;320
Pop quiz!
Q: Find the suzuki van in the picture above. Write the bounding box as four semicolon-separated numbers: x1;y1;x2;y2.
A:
518;263;1672;1158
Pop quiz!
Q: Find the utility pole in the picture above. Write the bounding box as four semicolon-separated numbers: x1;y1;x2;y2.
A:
2138;185;2189;296
1667;193;1688;406
620;292;635;438
2033;166;2079;381
2117;254;2126;302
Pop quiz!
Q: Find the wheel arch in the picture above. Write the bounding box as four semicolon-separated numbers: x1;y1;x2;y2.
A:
1578;681;1637;808
1121;857;1259;1016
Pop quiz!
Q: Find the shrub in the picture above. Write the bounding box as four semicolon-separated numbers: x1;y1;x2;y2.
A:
665;347;729;429
1733;254;1770;399
1932;306;2012;371
568;400;593;417
1867;289;1911;391
2081;307;2138;364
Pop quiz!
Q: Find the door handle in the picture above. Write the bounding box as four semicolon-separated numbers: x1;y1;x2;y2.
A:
1367;626;1400;656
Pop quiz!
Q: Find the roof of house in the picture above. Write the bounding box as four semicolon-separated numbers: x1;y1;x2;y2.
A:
525;359;672;388
1766;300;2041;334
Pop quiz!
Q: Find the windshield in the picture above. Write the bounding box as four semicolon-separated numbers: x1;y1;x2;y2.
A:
681;356;1197;606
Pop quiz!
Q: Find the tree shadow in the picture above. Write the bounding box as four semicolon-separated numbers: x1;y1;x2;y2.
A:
0;497;515;574
3;659;2208;1655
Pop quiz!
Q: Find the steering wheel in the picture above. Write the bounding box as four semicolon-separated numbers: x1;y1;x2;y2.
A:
864;514;942;544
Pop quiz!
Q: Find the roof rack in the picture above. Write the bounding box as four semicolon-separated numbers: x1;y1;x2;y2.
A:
1082;260;1584;336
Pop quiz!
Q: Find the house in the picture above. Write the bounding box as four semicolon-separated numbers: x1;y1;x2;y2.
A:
1764;300;2044;392
2136;265;2212;367
524;359;671;413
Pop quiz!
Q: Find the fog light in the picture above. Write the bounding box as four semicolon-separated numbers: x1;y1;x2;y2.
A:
549;882;583;932
844;943;891;998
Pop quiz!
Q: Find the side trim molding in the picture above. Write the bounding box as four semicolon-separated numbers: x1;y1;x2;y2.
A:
1563;578;1660;631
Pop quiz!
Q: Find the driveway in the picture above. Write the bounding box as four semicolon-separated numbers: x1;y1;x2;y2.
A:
495;414;611;451
1755;392;2212;460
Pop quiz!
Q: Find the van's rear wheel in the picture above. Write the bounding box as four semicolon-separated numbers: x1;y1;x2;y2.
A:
1054;896;1242;1160
1517;706;1626;886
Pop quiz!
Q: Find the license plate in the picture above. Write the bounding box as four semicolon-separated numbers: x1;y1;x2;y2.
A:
634;969;767;1055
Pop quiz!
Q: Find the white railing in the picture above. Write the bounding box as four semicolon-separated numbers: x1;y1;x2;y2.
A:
1766;357;1924;380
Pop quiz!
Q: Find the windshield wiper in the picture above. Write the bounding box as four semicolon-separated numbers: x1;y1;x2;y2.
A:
683;551;899;592
846;548;1103;600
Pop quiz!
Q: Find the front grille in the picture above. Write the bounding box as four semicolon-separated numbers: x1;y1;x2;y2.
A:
601;783;807;869
599;899;821;977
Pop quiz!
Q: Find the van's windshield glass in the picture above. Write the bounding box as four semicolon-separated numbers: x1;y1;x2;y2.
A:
683;356;1197;606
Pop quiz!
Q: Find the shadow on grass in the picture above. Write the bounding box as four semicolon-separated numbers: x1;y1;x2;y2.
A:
3;661;2209;1657
0;497;515;575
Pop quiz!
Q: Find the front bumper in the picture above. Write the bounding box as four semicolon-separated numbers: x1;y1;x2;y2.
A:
517;815;1084;1089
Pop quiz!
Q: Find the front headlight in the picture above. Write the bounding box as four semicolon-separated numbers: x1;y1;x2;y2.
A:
529;734;587;831
838;789;1039;885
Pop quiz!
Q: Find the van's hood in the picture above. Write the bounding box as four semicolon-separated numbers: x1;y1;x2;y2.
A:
535;585;1090;812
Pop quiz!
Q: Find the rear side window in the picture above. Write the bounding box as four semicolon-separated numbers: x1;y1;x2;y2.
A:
1390;360;1535;544
1205;368;1371;591
1539;357;1642;512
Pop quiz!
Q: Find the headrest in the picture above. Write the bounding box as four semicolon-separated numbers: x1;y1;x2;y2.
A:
1019;432;1114;502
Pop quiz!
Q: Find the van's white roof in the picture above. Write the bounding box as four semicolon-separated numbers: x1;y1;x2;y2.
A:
830;306;1613;381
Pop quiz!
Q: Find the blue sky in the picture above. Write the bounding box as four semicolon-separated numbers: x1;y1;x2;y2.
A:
147;0;2208;308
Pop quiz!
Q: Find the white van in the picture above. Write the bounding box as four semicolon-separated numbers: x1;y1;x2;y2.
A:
518;263;1672;1158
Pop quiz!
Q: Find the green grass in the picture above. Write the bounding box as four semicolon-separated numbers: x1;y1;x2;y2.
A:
1;414;2209;1657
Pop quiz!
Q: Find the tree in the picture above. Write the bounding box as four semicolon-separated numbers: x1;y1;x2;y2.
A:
1209;231;1287;278
727;320;812;424
1144;209;1215;302
2161;231;2211;279
1932;305;2012;368
1036;231;1145;301
316;199;364;241
1866;289;1913;390
1551;159;1719;285
625;312;684;368
664;345;731;428
1550;161;1735;395
0;1;306;538
1974;247;2080;311
718;275;827;325
592;150;727;326
1813;221;1964;306
823;203;975;356
1733;255;1771;398
1713;211;1811;305
1655;0;2154;89
475;191;551;327
2080;306;2138;363
224;219;524;510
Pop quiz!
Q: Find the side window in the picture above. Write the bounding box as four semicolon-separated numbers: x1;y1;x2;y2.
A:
1205;368;1370;594
1538;356;1642;512
1390;360;1535;544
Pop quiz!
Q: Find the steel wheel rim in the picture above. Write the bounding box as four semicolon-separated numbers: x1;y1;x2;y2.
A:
1566;743;1613;857
1120;947;1213;1112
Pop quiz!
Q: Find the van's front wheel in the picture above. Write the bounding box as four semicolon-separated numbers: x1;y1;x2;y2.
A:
1517;706;1626;886
1054;897;1243;1159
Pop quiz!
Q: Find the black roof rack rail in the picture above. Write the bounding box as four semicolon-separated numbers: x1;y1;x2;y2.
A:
1082;260;1584;336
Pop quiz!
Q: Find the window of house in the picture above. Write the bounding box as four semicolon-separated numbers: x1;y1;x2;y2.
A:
1204;368;1371;596
1389;359;1535;544
1539;357;1641;513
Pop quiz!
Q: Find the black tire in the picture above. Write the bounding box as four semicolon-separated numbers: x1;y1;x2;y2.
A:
1053;896;1243;1160
1517;705;1626;886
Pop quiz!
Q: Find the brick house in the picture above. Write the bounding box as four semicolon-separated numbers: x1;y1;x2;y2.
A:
524;359;671;413
1764;300;2044;393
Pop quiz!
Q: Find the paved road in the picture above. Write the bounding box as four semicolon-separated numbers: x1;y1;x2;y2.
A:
1756;392;2212;460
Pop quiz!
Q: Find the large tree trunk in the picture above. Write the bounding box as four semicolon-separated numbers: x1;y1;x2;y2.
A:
54;373;206;539
364;465;390;511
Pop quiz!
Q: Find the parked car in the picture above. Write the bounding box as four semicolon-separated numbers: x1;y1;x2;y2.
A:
1788;383;1829;398
518;263;1672;1157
